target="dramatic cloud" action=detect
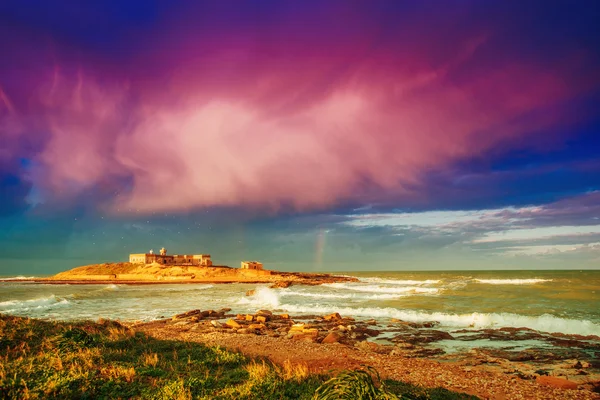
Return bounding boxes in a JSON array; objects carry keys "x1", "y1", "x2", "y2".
[{"x1": 1, "y1": 2, "x2": 598, "y2": 215}]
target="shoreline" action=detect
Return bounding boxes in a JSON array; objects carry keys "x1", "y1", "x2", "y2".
[{"x1": 131, "y1": 309, "x2": 600, "y2": 399}]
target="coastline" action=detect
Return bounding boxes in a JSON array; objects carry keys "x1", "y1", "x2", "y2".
[{"x1": 135, "y1": 309, "x2": 600, "y2": 399}]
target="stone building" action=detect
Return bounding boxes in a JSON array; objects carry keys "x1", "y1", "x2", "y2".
[
  {"x1": 240, "y1": 261, "x2": 263, "y2": 270},
  {"x1": 129, "y1": 248, "x2": 212, "y2": 266}
]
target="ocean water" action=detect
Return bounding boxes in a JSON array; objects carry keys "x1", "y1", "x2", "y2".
[{"x1": 1, "y1": 270, "x2": 599, "y2": 344}]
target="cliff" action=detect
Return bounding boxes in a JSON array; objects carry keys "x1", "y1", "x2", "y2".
[{"x1": 45, "y1": 262, "x2": 357, "y2": 285}]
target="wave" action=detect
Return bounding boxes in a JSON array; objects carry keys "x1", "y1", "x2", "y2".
[
  {"x1": 359, "y1": 277, "x2": 440, "y2": 285},
  {"x1": 473, "y1": 278, "x2": 552, "y2": 285},
  {"x1": 0, "y1": 295, "x2": 70, "y2": 312},
  {"x1": 279, "y1": 289, "x2": 406, "y2": 301},
  {"x1": 0, "y1": 276, "x2": 39, "y2": 281},
  {"x1": 278, "y1": 303, "x2": 600, "y2": 336},
  {"x1": 324, "y1": 283, "x2": 439, "y2": 295}
]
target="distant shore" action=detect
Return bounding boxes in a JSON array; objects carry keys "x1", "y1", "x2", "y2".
[{"x1": 1, "y1": 262, "x2": 358, "y2": 286}]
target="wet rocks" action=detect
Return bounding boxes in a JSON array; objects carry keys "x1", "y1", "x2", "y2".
[{"x1": 390, "y1": 329, "x2": 453, "y2": 344}]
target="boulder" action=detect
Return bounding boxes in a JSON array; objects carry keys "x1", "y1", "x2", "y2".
[
  {"x1": 256, "y1": 315, "x2": 267, "y2": 323},
  {"x1": 245, "y1": 314, "x2": 254, "y2": 322},
  {"x1": 290, "y1": 330, "x2": 319, "y2": 342},
  {"x1": 536, "y1": 376, "x2": 577, "y2": 390},
  {"x1": 322, "y1": 332, "x2": 343, "y2": 344},
  {"x1": 225, "y1": 319, "x2": 242, "y2": 329},
  {"x1": 323, "y1": 313, "x2": 342, "y2": 321},
  {"x1": 172, "y1": 309, "x2": 202, "y2": 320}
]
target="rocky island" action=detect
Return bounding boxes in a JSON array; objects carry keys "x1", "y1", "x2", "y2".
[{"x1": 33, "y1": 248, "x2": 357, "y2": 286}]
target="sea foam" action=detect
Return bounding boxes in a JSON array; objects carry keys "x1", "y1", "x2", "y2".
[
  {"x1": 0, "y1": 276, "x2": 39, "y2": 281},
  {"x1": 278, "y1": 303, "x2": 600, "y2": 336},
  {"x1": 474, "y1": 278, "x2": 552, "y2": 285},
  {"x1": 359, "y1": 277, "x2": 440, "y2": 285},
  {"x1": 0, "y1": 295, "x2": 69, "y2": 313},
  {"x1": 324, "y1": 283, "x2": 439, "y2": 295}
]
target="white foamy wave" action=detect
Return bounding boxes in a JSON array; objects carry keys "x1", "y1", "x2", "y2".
[
  {"x1": 359, "y1": 277, "x2": 440, "y2": 285},
  {"x1": 0, "y1": 276, "x2": 39, "y2": 281},
  {"x1": 278, "y1": 303, "x2": 600, "y2": 336},
  {"x1": 237, "y1": 287, "x2": 280, "y2": 308},
  {"x1": 0, "y1": 295, "x2": 70, "y2": 313},
  {"x1": 279, "y1": 290, "x2": 405, "y2": 301},
  {"x1": 325, "y1": 283, "x2": 439, "y2": 295},
  {"x1": 474, "y1": 279, "x2": 552, "y2": 285}
]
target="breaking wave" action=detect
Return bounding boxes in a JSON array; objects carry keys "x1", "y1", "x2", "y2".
[
  {"x1": 474, "y1": 279, "x2": 552, "y2": 285},
  {"x1": 324, "y1": 283, "x2": 439, "y2": 295},
  {"x1": 279, "y1": 289, "x2": 405, "y2": 301},
  {"x1": 0, "y1": 295, "x2": 69, "y2": 313},
  {"x1": 279, "y1": 304, "x2": 600, "y2": 336},
  {"x1": 359, "y1": 277, "x2": 440, "y2": 285},
  {"x1": 0, "y1": 276, "x2": 39, "y2": 281}
]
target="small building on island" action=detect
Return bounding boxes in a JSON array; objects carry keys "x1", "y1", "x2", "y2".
[
  {"x1": 129, "y1": 247, "x2": 212, "y2": 266},
  {"x1": 240, "y1": 261, "x2": 263, "y2": 270}
]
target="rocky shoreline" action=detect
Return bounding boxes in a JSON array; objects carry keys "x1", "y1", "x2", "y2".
[{"x1": 133, "y1": 308, "x2": 600, "y2": 399}]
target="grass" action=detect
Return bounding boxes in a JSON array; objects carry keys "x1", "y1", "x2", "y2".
[{"x1": 0, "y1": 315, "x2": 478, "y2": 399}]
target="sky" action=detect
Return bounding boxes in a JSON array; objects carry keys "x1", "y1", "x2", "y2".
[{"x1": 1, "y1": 1, "x2": 599, "y2": 274}]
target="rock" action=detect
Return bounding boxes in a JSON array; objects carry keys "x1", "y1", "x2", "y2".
[
  {"x1": 245, "y1": 314, "x2": 254, "y2": 322},
  {"x1": 237, "y1": 328, "x2": 248, "y2": 334},
  {"x1": 279, "y1": 313, "x2": 290, "y2": 319},
  {"x1": 364, "y1": 319, "x2": 378, "y2": 325},
  {"x1": 257, "y1": 310, "x2": 273, "y2": 316},
  {"x1": 225, "y1": 319, "x2": 242, "y2": 329},
  {"x1": 210, "y1": 320, "x2": 222, "y2": 328},
  {"x1": 290, "y1": 329, "x2": 319, "y2": 342},
  {"x1": 220, "y1": 307, "x2": 232, "y2": 313},
  {"x1": 290, "y1": 323, "x2": 305, "y2": 332},
  {"x1": 256, "y1": 316, "x2": 267, "y2": 324},
  {"x1": 246, "y1": 289, "x2": 256, "y2": 296},
  {"x1": 236, "y1": 314, "x2": 245, "y2": 320},
  {"x1": 322, "y1": 332, "x2": 343, "y2": 344},
  {"x1": 172, "y1": 309, "x2": 202, "y2": 320},
  {"x1": 269, "y1": 281, "x2": 293, "y2": 288},
  {"x1": 536, "y1": 376, "x2": 578, "y2": 390},
  {"x1": 356, "y1": 341, "x2": 381, "y2": 352},
  {"x1": 353, "y1": 327, "x2": 381, "y2": 337},
  {"x1": 323, "y1": 313, "x2": 342, "y2": 321}
]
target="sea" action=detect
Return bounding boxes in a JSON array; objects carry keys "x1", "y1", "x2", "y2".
[{"x1": 1, "y1": 270, "x2": 599, "y2": 357}]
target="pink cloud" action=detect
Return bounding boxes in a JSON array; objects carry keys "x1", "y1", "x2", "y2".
[{"x1": 3, "y1": 8, "x2": 598, "y2": 215}]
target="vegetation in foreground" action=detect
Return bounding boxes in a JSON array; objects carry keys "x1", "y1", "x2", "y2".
[{"x1": 0, "y1": 314, "x2": 478, "y2": 399}]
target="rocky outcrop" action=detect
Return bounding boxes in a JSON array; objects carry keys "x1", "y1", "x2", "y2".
[{"x1": 44, "y1": 262, "x2": 358, "y2": 286}]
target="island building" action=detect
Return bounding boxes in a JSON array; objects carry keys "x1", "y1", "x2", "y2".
[
  {"x1": 240, "y1": 261, "x2": 263, "y2": 270},
  {"x1": 129, "y1": 248, "x2": 212, "y2": 266}
]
